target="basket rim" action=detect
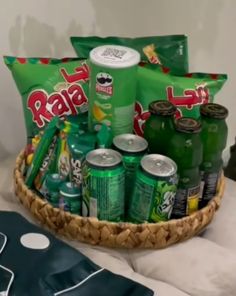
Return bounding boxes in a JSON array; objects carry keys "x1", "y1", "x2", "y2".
[{"x1": 14, "y1": 149, "x2": 225, "y2": 229}]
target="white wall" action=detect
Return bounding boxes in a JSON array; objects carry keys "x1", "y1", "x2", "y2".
[{"x1": 0, "y1": 0, "x2": 235, "y2": 159}]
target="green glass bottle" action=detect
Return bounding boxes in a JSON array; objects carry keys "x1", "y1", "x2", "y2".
[
  {"x1": 143, "y1": 100, "x2": 176, "y2": 155},
  {"x1": 166, "y1": 117, "x2": 202, "y2": 218},
  {"x1": 199, "y1": 103, "x2": 228, "y2": 208}
]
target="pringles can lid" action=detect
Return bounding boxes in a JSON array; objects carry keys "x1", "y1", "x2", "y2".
[
  {"x1": 89, "y1": 45, "x2": 140, "y2": 69},
  {"x1": 86, "y1": 148, "x2": 122, "y2": 168},
  {"x1": 113, "y1": 133, "x2": 148, "y2": 153},
  {"x1": 141, "y1": 154, "x2": 177, "y2": 177}
]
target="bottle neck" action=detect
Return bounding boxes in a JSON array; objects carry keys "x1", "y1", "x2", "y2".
[
  {"x1": 151, "y1": 114, "x2": 174, "y2": 127},
  {"x1": 178, "y1": 167, "x2": 200, "y2": 187},
  {"x1": 178, "y1": 166, "x2": 200, "y2": 177}
]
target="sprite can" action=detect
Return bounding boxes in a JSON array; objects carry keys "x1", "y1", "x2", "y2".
[
  {"x1": 112, "y1": 133, "x2": 148, "y2": 214},
  {"x1": 128, "y1": 154, "x2": 178, "y2": 223},
  {"x1": 59, "y1": 182, "x2": 81, "y2": 215},
  {"x1": 45, "y1": 173, "x2": 64, "y2": 207},
  {"x1": 89, "y1": 45, "x2": 140, "y2": 136},
  {"x1": 82, "y1": 148, "x2": 125, "y2": 221}
]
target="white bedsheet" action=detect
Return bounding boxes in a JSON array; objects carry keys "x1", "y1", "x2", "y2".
[{"x1": 1, "y1": 155, "x2": 236, "y2": 296}]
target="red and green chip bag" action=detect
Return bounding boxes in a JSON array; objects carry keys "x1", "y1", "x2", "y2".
[
  {"x1": 134, "y1": 64, "x2": 227, "y2": 136},
  {"x1": 70, "y1": 35, "x2": 189, "y2": 75},
  {"x1": 4, "y1": 56, "x2": 90, "y2": 140}
]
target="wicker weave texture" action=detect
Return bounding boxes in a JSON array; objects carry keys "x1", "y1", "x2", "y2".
[{"x1": 13, "y1": 150, "x2": 225, "y2": 249}]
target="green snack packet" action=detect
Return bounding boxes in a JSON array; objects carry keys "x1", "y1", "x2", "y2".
[
  {"x1": 4, "y1": 56, "x2": 89, "y2": 139},
  {"x1": 56, "y1": 121, "x2": 74, "y2": 180},
  {"x1": 34, "y1": 135, "x2": 58, "y2": 195},
  {"x1": 25, "y1": 117, "x2": 59, "y2": 187},
  {"x1": 134, "y1": 64, "x2": 227, "y2": 136},
  {"x1": 70, "y1": 35, "x2": 189, "y2": 74},
  {"x1": 67, "y1": 132, "x2": 96, "y2": 188}
]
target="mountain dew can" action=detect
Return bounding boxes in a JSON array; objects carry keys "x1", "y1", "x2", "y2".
[
  {"x1": 89, "y1": 45, "x2": 140, "y2": 136},
  {"x1": 83, "y1": 148, "x2": 125, "y2": 221},
  {"x1": 128, "y1": 154, "x2": 178, "y2": 223}
]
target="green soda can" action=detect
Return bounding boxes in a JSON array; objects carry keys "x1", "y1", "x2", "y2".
[
  {"x1": 128, "y1": 154, "x2": 178, "y2": 223},
  {"x1": 59, "y1": 182, "x2": 81, "y2": 215},
  {"x1": 112, "y1": 133, "x2": 148, "y2": 214},
  {"x1": 89, "y1": 45, "x2": 140, "y2": 136},
  {"x1": 83, "y1": 148, "x2": 125, "y2": 221},
  {"x1": 45, "y1": 173, "x2": 64, "y2": 207}
]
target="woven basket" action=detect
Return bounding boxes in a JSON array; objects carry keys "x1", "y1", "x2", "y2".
[{"x1": 14, "y1": 149, "x2": 225, "y2": 249}]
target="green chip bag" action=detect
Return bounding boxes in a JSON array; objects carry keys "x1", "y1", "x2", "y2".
[
  {"x1": 4, "y1": 57, "x2": 89, "y2": 139},
  {"x1": 134, "y1": 64, "x2": 227, "y2": 136},
  {"x1": 70, "y1": 35, "x2": 189, "y2": 75}
]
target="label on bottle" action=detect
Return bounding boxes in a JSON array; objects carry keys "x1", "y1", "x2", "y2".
[
  {"x1": 200, "y1": 170, "x2": 221, "y2": 205},
  {"x1": 187, "y1": 185, "x2": 200, "y2": 215},
  {"x1": 172, "y1": 185, "x2": 200, "y2": 218}
]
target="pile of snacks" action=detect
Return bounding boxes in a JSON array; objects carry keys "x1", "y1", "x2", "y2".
[{"x1": 5, "y1": 35, "x2": 228, "y2": 224}]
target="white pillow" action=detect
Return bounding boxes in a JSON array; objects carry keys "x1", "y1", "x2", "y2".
[
  {"x1": 74, "y1": 242, "x2": 191, "y2": 296},
  {"x1": 130, "y1": 237, "x2": 236, "y2": 296},
  {"x1": 201, "y1": 177, "x2": 236, "y2": 252}
]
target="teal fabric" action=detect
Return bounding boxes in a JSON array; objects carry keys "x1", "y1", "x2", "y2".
[{"x1": 0, "y1": 211, "x2": 154, "y2": 296}]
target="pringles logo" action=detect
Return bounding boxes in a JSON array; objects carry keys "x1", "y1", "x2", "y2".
[
  {"x1": 27, "y1": 63, "x2": 89, "y2": 128},
  {"x1": 96, "y1": 72, "x2": 113, "y2": 96}
]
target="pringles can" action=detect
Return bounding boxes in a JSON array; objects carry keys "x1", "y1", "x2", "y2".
[
  {"x1": 82, "y1": 148, "x2": 125, "y2": 221},
  {"x1": 112, "y1": 133, "x2": 148, "y2": 214},
  {"x1": 128, "y1": 154, "x2": 178, "y2": 223},
  {"x1": 89, "y1": 45, "x2": 140, "y2": 136}
]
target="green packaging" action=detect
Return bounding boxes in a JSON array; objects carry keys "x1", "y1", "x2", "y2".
[
  {"x1": 70, "y1": 37, "x2": 227, "y2": 136},
  {"x1": 89, "y1": 45, "x2": 140, "y2": 136},
  {"x1": 25, "y1": 117, "x2": 59, "y2": 187},
  {"x1": 4, "y1": 57, "x2": 89, "y2": 139},
  {"x1": 70, "y1": 35, "x2": 189, "y2": 75},
  {"x1": 83, "y1": 149, "x2": 125, "y2": 221},
  {"x1": 67, "y1": 132, "x2": 96, "y2": 189},
  {"x1": 134, "y1": 64, "x2": 227, "y2": 135},
  {"x1": 34, "y1": 135, "x2": 58, "y2": 194}
]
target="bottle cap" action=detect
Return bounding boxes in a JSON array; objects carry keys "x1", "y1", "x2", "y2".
[
  {"x1": 149, "y1": 100, "x2": 176, "y2": 116},
  {"x1": 175, "y1": 117, "x2": 201, "y2": 133},
  {"x1": 200, "y1": 103, "x2": 228, "y2": 119}
]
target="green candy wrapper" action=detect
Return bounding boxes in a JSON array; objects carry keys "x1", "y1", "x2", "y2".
[
  {"x1": 4, "y1": 57, "x2": 89, "y2": 139},
  {"x1": 25, "y1": 117, "x2": 59, "y2": 188},
  {"x1": 70, "y1": 35, "x2": 189, "y2": 75},
  {"x1": 34, "y1": 135, "x2": 58, "y2": 194}
]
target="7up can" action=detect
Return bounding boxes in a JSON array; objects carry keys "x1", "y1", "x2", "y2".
[
  {"x1": 89, "y1": 45, "x2": 140, "y2": 136},
  {"x1": 82, "y1": 148, "x2": 125, "y2": 221},
  {"x1": 128, "y1": 154, "x2": 178, "y2": 223}
]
